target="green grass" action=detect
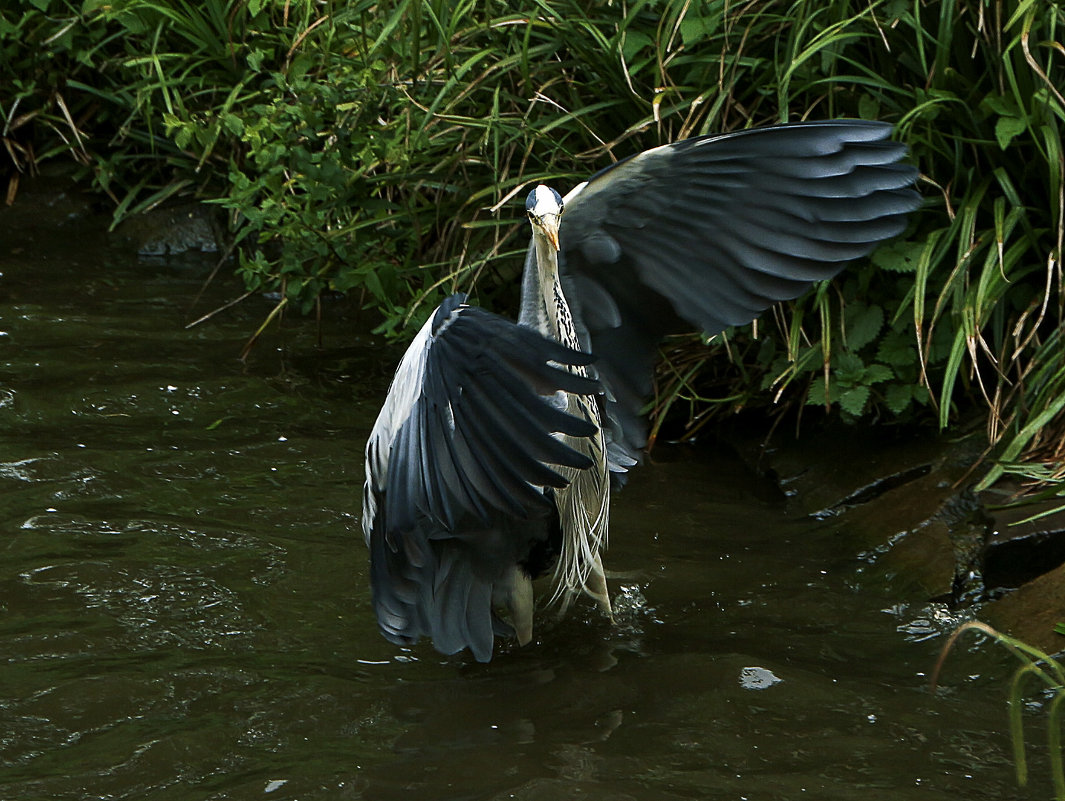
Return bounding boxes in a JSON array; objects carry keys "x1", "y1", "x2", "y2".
[
  {"x1": 934, "y1": 621, "x2": 1065, "y2": 798},
  {"x1": 2, "y1": 0, "x2": 1063, "y2": 493}
]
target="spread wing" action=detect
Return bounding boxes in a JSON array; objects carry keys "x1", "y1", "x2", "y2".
[
  {"x1": 557, "y1": 119, "x2": 921, "y2": 463},
  {"x1": 363, "y1": 294, "x2": 600, "y2": 539}
]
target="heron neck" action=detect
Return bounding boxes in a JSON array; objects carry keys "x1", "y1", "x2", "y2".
[
  {"x1": 518, "y1": 231, "x2": 580, "y2": 349},
  {"x1": 536, "y1": 236, "x2": 581, "y2": 349}
]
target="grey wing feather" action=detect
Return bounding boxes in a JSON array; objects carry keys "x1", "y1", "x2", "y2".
[
  {"x1": 558, "y1": 119, "x2": 920, "y2": 464},
  {"x1": 380, "y1": 298, "x2": 599, "y2": 532}
]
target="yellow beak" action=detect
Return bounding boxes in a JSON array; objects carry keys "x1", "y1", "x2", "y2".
[{"x1": 540, "y1": 216, "x2": 561, "y2": 251}]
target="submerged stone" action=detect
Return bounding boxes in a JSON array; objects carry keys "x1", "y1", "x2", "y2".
[
  {"x1": 986, "y1": 560, "x2": 1065, "y2": 654},
  {"x1": 981, "y1": 488, "x2": 1065, "y2": 590},
  {"x1": 116, "y1": 202, "x2": 221, "y2": 256},
  {"x1": 723, "y1": 420, "x2": 985, "y2": 602}
]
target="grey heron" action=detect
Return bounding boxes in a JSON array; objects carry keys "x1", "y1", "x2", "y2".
[{"x1": 362, "y1": 120, "x2": 920, "y2": 662}]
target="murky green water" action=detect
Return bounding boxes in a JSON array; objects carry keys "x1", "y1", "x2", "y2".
[{"x1": 0, "y1": 217, "x2": 1046, "y2": 799}]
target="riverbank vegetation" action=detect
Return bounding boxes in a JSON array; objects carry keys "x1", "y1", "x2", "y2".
[
  {"x1": 935, "y1": 621, "x2": 1065, "y2": 799},
  {"x1": 3, "y1": 0, "x2": 1063, "y2": 496}
]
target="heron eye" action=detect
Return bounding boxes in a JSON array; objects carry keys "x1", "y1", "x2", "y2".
[{"x1": 558, "y1": 203, "x2": 564, "y2": 215}]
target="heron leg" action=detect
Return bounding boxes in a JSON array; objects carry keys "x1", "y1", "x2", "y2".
[
  {"x1": 584, "y1": 553, "x2": 614, "y2": 623},
  {"x1": 504, "y1": 568, "x2": 535, "y2": 646}
]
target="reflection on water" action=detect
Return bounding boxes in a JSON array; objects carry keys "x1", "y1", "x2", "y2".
[{"x1": 0, "y1": 231, "x2": 1043, "y2": 799}]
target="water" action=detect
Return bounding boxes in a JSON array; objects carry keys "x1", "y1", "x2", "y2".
[{"x1": 0, "y1": 220, "x2": 1047, "y2": 799}]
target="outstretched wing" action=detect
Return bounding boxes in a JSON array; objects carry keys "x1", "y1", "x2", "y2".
[
  {"x1": 557, "y1": 119, "x2": 920, "y2": 462},
  {"x1": 363, "y1": 294, "x2": 599, "y2": 538},
  {"x1": 362, "y1": 294, "x2": 600, "y2": 660}
]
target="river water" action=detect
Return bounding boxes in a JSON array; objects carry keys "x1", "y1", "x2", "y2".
[{"x1": 0, "y1": 217, "x2": 1047, "y2": 799}]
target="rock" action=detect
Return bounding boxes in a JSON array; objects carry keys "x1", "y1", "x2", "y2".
[
  {"x1": 720, "y1": 419, "x2": 986, "y2": 601},
  {"x1": 763, "y1": 424, "x2": 971, "y2": 518},
  {"x1": 985, "y1": 561, "x2": 1065, "y2": 655},
  {"x1": 980, "y1": 487, "x2": 1065, "y2": 590},
  {"x1": 879, "y1": 519, "x2": 958, "y2": 599},
  {"x1": 116, "y1": 202, "x2": 222, "y2": 256}
]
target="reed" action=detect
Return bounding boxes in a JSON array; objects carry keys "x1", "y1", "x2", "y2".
[{"x1": 933, "y1": 621, "x2": 1065, "y2": 798}]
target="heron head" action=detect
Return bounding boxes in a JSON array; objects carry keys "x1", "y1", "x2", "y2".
[{"x1": 525, "y1": 185, "x2": 564, "y2": 251}]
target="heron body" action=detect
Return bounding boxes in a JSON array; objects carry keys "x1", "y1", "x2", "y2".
[{"x1": 362, "y1": 120, "x2": 920, "y2": 662}]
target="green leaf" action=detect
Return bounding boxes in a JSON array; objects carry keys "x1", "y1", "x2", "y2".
[
  {"x1": 995, "y1": 115, "x2": 1027, "y2": 150},
  {"x1": 885, "y1": 383, "x2": 914, "y2": 415},
  {"x1": 839, "y1": 385, "x2": 871, "y2": 417},
  {"x1": 806, "y1": 378, "x2": 837, "y2": 407},
  {"x1": 871, "y1": 239, "x2": 924, "y2": 273},
  {"x1": 835, "y1": 351, "x2": 866, "y2": 380},
  {"x1": 982, "y1": 94, "x2": 1017, "y2": 116},
  {"x1": 246, "y1": 48, "x2": 267, "y2": 71},
  {"x1": 678, "y1": 17, "x2": 709, "y2": 47},
  {"x1": 221, "y1": 113, "x2": 244, "y2": 137},
  {"x1": 846, "y1": 304, "x2": 884, "y2": 351},
  {"x1": 363, "y1": 269, "x2": 385, "y2": 301},
  {"x1": 876, "y1": 330, "x2": 916, "y2": 367},
  {"x1": 620, "y1": 30, "x2": 653, "y2": 62},
  {"x1": 858, "y1": 94, "x2": 880, "y2": 120},
  {"x1": 863, "y1": 364, "x2": 894, "y2": 384}
]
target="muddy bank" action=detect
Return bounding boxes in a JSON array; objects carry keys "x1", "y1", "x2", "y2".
[{"x1": 723, "y1": 419, "x2": 1065, "y2": 654}]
